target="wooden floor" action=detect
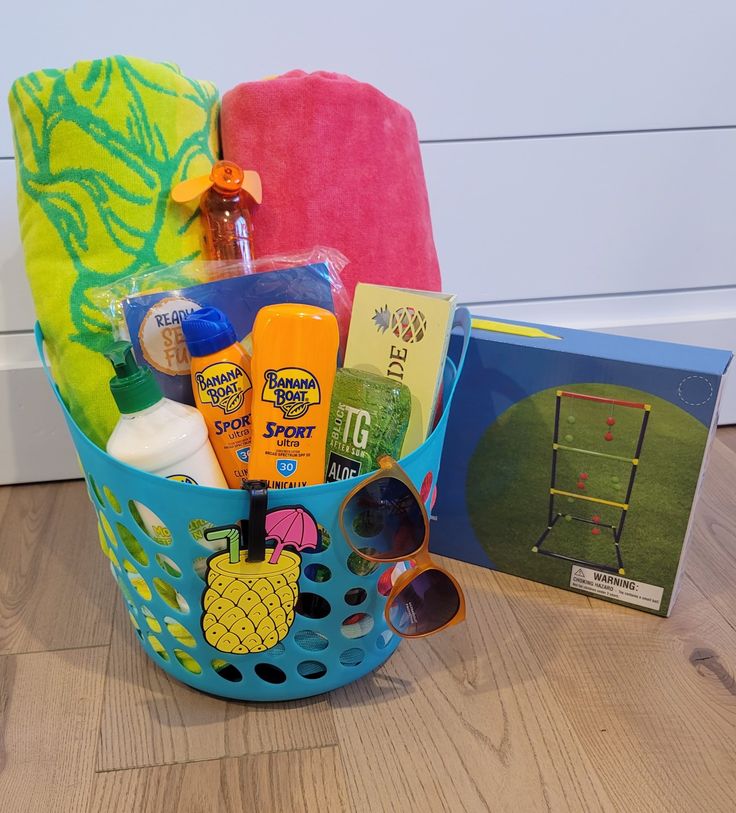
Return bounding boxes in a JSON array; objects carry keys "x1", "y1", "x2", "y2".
[{"x1": 1, "y1": 432, "x2": 735, "y2": 813}]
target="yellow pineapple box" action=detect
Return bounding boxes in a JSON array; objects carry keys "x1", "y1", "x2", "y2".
[{"x1": 344, "y1": 283, "x2": 457, "y2": 456}]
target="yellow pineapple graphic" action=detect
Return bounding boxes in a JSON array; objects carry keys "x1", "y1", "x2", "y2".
[
  {"x1": 372, "y1": 305, "x2": 427, "y2": 343},
  {"x1": 201, "y1": 549, "x2": 301, "y2": 653}
]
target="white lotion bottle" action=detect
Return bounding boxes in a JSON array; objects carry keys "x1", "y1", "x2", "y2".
[{"x1": 104, "y1": 342, "x2": 227, "y2": 542}]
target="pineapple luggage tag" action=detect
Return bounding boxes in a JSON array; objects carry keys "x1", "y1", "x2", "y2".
[{"x1": 200, "y1": 484, "x2": 321, "y2": 654}]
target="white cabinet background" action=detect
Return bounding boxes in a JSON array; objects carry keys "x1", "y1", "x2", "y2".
[{"x1": 1, "y1": 1, "x2": 735, "y2": 483}]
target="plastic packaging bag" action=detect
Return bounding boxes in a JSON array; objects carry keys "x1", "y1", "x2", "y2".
[
  {"x1": 90, "y1": 248, "x2": 351, "y2": 404},
  {"x1": 91, "y1": 247, "x2": 350, "y2": 341}
]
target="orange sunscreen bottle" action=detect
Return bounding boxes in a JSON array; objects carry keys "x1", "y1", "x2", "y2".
[
  {"x1": 249, "y1": 304, "x2": 339, "y2": 488},
  {"x1": 182, "y1": 307, "x2": 253, "y2": 488}
]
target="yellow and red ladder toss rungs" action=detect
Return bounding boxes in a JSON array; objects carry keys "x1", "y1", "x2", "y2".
[{"x1": 557, "y1": 390, "x2": 651, "y2": 410}]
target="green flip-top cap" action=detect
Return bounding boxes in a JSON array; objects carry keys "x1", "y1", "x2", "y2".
[{"x1": 105, "y1": 341, "x2": 162, "y2": 414}]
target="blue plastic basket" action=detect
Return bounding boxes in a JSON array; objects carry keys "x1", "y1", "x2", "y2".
[{"x1": 35, "y1": 309, "x2": 470, "y2": 701}]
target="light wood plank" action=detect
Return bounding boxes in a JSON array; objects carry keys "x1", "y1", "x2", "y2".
[
  {"x1": 0, "y1": 647, "x2": 107, "y2": 812},
  {"x1": 496, "y1": 564, "x2": 736, "y2": 810},
  {"x1": 98, "y1": 602, "x2": 337, "y2": 771},
  {"x1": 89, "y1": 746, "x2": 351, "y2": 813},
  {"x1": 0, "y1": 432, "x2": 733, "y2": 811},
  {"x1": 716, "y1": 426, "x2": 736, "y2": 455},
  {"x1": 331, "y1": 559, "x2": 613, "y2": 812},
  {"x1": 682, "y1": 438, "x2": 736, "y2": 629},
  {"x1": 463, "y1": 442, "x2": 736, "y2": 809},
  {"x1": 0, "y1": 480, "x2": 115, "y2": 653}
]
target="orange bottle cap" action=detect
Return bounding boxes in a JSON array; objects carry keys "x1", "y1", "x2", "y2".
[
  {"x1": 210, "y1": 161, "x2": 244, "y2": 195},
  {"x1": 171, "y1": 162, "x2": 262, "y2": 205}
]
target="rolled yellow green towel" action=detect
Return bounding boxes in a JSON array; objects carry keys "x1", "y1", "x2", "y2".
[{"x1": 9, "y1": 56, "x2": 219, "y2": 446}]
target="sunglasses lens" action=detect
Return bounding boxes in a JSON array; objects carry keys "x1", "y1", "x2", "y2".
[
  {"x1": 388, "y1": 569, "x2": 460, "y2": 636},
  {"x1": 343, "y1": 476, "x2": 425, "y2": 560}
]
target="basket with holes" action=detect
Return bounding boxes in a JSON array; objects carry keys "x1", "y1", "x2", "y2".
[{"x1": 35, "y1": 315, "x2": 469, "y2": 701}]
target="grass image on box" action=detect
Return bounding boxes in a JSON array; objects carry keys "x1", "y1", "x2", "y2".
[
  {"x1": 532, "y1": 389, "x2": 651, "y2": 575},
  {"x1": 466, "y1": 384, "x2": 693, "y2": 607}
]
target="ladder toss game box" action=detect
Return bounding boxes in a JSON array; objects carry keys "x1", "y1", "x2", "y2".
[{"x1": 432, "y1": 317, "x2": 732, "y2": 616}]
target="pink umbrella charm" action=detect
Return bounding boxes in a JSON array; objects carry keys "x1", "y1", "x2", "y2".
[{"x1": 265, "y1": 507, "x2": 319, "y2": 564}]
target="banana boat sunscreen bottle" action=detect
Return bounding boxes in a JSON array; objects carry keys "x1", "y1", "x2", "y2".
[
  {"x1": 249, "y1": 304, "x2": 339, "y2": 488},
  {"x1": 182, "y1": 307, "x2": 253, "y2": 488}
]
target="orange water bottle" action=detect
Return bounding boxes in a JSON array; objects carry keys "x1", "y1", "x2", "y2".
[
  {"x1": 182, "y1": 307, "x2": 253, "y2": 488},
  {"x1": 171, "y1": 160, "x2": 262, "y2": 268},
  {"x1": 248, "y1": 304, "x2": 339, "y2": 488}
]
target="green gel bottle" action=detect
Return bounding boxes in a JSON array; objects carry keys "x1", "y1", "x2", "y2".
[{"x1": 325, "y1": 368, "x2": 411, "y2": 482}]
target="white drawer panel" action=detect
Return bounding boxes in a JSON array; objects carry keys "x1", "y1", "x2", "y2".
[
  {"x1": 426, "y1": 130, "x2": 736, "y2": 303},
  {"x1": 2, "y1": 1, "x2": 736, "y2": 152},
  {"x1": 0, "y1": 160, "x2": 35, "y2": 332}
]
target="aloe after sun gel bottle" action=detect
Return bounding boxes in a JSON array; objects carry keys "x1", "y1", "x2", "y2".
[{"x1": 248, "y1": 304, "x2": 339, "y2": 488}]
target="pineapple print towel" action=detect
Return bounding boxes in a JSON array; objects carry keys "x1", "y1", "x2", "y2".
[{"x1": 9, "y1": 56, "x2": 219, "y2": 447}]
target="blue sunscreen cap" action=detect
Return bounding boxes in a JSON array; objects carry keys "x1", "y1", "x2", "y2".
[{"x1": 182, "y1": 306, "x2": 238, "y2": 357}]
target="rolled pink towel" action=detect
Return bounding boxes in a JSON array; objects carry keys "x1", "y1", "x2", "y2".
[{"x1": 221, "y1": 71, "x2": 441, "y2": 298}]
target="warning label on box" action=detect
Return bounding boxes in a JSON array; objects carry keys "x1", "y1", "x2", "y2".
[{"x1": 570, "y1": 566, "x2": 664, "y2": 610}]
